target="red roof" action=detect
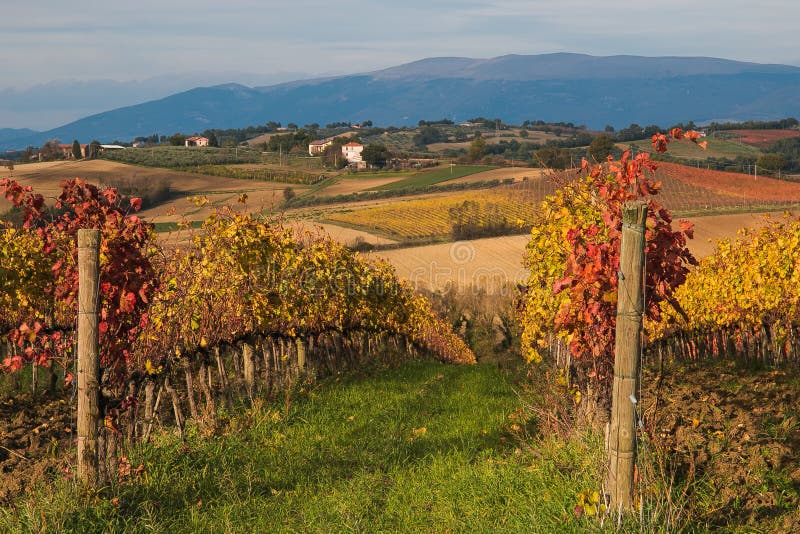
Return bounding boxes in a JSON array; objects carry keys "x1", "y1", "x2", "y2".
[{"x1": 342, "y1": 142, "x2": 362, "y2": 147}]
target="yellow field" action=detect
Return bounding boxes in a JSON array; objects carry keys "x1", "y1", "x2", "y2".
[
  {"x1": 324, "y1": 180, "x2": 555, "y2": 240},
  {"x1": 372, "y1": 235, "x2": 530, "y2": 294}
]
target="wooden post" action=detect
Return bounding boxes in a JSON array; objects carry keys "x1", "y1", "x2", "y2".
[
  {"x1": 607, "y1": 201, "x2": 646, "y2": 511},
  {"x1": 77, "y1": 229, "x2": 101, "y2": 486},
  {"x1": 242, "y1": 341, "x2": 255, "y2": 400},
  {"x1": 296, "y1": 338, "x2": 306, "y2": 371}
]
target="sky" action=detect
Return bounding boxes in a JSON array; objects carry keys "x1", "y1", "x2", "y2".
[
  {"x1": 2, "y1": 0, "x2": 799, "y2": 128},
  {"x1": 3, "y1": 0, "x2": 799, "y2": 87}
]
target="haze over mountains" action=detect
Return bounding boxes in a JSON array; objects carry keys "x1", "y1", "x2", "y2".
[{"x1": 3, "y1": 53, "x2": 800, "y2": 151}]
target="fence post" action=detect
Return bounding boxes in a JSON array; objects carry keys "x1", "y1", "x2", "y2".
[
  {"x1": 77, "y1": 229, "x2": 101, "y2": 486},
  {"x1": 607, "y1": 201, "x2": 646, "y2": 511}
]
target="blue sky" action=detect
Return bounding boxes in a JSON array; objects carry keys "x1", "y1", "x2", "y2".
[{"x1": 3, "y1": 0, "x2": 799, "y2": 88}]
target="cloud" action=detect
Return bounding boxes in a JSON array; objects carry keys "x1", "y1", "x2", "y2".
[{"x1": 1, "y1": 0, "x2": 798, "y2": 89}]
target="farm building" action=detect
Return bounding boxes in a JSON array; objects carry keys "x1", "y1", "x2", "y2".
[
  {"x1": 57, "y1": 144, "x2": 87, "y2": 159},
  {"x1": 185, "y1": 136, "x2": 209, "y2": 147},
  {"x1": 308, "y1": 138, "x2": 334, "y2": 155},
  {"x1": 342, "y1": 142, "x2": 364, "y2": 164}
]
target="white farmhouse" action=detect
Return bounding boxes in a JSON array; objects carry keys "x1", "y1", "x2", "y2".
[
  {"x1": 341, "y1": 142, "x2": 364, "y2": 164},
  {"x1": 308, "y1": 138, "x2": 334, "y2": 155}
]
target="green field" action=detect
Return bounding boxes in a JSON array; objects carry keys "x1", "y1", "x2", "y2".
[
  {"x1": 375, "y1": 165, "x2": 496, "y2": 191},
  {"x1": 102, "y1": 146, "x2": 264, "y2": 167},
  {"x1": 624, "y1": 137, "x2": 761, "y2": 160},
  {"x1": 2, "y1": 361, "x2": 616, "y2": 533}
]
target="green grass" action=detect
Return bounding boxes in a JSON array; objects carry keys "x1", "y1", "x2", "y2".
[
  {"x1": 1, "y1": 361, "x2": 619, "y2": 533},
  {"x1": 342, "y1": 170, "x2": 414, "y2": 180},
  {"x1": 375, "y1": 165, "x2": 496, "y2": 191},
  {"x1": 152, "y1": 220, "x2": 204, "y2": 233}
]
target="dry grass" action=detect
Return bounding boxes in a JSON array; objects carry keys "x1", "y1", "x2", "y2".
[
  {"x1": 372, "y1": 235, "x2": 530, "y2": 294},
  {"x1": 317, "y1": 177, "x2": 405, "y2": 196},
  {"x1": 447, "y1": 167, "x2": 544, "y2": 184}
]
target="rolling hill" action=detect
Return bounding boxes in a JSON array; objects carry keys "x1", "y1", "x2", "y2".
[{"x1": 2, "y1": 53, "x2": 799, "y2": 150}]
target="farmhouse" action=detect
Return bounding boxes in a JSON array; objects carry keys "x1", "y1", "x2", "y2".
[
  {"x1": 58, "y1": 144, "x2": 87, "y2": 159},
  {"x1": 308, "y1": 138, "x2": 334, "y2": 155},
  {"x1": 185, "y1": 136, "x2": 209, "y2": 147},
  {"x1": 342, "y1": 142, "x2": 364, "y2": 164}
]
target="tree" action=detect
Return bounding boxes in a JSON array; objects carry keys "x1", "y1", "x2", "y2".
[
  {"x1": 757, "y1": 153, "x2": 786, "y2": 173},
  {"x1": 39, "y1": 139, "x2": 62, "y2": 162},
  {"x1": 362, "y1": 144, "x2": 392, "y2": 168},
  {"x1": 535, "y1": 146, "x2": 572, "y2": 169},
  {"x1": 519, "y1": 129, "x2": 529, "y2": 138},
  {"x1": 207, "y1": 132, "x2": 219, "y2": 148},
  {"x1": 169, "y1": 133, "x2": 186, "y2": 146},
  {"x1": 72, "y1": 139, "x2": 82, "y2": 160},
  {"x1": 86, "y1": 140, "x2": 101, "y2": 159},
  {"x1": 283, "y1": 187, "x2": 296, "y2": 201},
  {"x1": 587, "y1": 135, "x2": 615, "y2": 162},
  {"x1": 467, "y1": 135, "x2": 487, "y2": 162},
  {"x1": 322, "y1": 144, "x2": 347, "y2": 169},
  {"x1": 413, "y1": 126, "x2": 443, "y2": 147}
]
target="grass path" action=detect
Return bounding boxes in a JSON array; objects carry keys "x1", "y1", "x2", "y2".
[{"x1": 3, "y1": 361, "x2": 610, "y2": 533}]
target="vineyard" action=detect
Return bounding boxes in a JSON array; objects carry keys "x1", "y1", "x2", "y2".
[
  {"x1": 513, "y1": 129, "x2": 800, "y2": 526},
  {"x1": 324, "y1": 181, "x2": 558, "y2": 241},
  {"x1": 101, "y1": 146, "x2": 265, "y2": 167},
  {"x1": 730, "y1": 128, "x2": 800, "y2": 147},
  {"x1": 174, "y1": 164, "x2": 325, "y2": 185},
  {"x1": 647, "y1": 214, "x2": 800, "y2": 365},
  {"x1": 100, "y1": 147, "x2": 323, "y2": 185},
  {"x1": 509, "y1": 161, "x2": 800, "y2": 217},
  {"x1": 0, "y1": 177, "x2": 474, "y2": 494},
  {"x1": 3, "y1": 127, "x2": 800, "y2": 530}
]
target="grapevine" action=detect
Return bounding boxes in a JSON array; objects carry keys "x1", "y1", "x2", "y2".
[{"x1": 519, "y1": 129, "x2": 701, "y2": 401}]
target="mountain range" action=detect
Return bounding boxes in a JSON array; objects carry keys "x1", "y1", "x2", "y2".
[{"x1": 3, "y1": 53, "x2": 800, "y2": 151}]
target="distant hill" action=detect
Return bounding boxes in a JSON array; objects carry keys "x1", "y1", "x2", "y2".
[
  {"x1": 2, "y1": 53, "x2": 799, "y2": 150},
  {"x1": 0, "y1": 71, "x2": 317, "y2": 132},
  {"x1": 0, "y1": 128, "x2": 38, "y2": 144}
]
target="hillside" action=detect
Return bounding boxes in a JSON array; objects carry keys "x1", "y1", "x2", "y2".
[{"x1": 3, "y1": 53, "x2": 800, "y2": 150}]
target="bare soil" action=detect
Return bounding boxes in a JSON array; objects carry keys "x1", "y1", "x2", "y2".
[
  {"x1": 643, "y1": 360, "x2": 800, "y2": 530},
  {"x1": 0, "y1": 393, "x2": 74, "y2": 504}
]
